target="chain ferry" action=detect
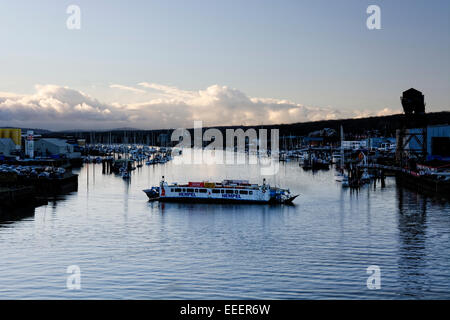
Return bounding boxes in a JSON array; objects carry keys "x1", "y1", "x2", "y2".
[{"x1": 143, "y1": 177, "x2": 298, "y2": 204}]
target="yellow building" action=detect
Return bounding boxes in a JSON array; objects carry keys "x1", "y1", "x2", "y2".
[{"x1": 0, "y1": 128, "x2": 22, "y2": 146}]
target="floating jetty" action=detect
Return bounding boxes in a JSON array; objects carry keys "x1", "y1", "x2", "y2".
[
  {"x1": 356, "y1": 163, "x2": 450, "y2": 198},
  {"x1": 395, "y1": 170, "x2": 450, "y2": 198}
]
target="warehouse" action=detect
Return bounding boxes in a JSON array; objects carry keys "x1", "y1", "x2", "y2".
[
  {"x1": 34, "y1": 138, "x2": 74, "y2": 158},
  {"x1": 0, "y1": 138, "x2": 17, "y2": 156},
  {"x1": 427, "y1": 125, "x2": 450, "y2": 160},
  {"x1": 404, "y1": 124, "x2": 450, "y2": 161}
]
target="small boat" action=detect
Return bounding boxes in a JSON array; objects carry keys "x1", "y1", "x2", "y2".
[
  {"x1": 331, "y1": 153, "x2": 341, "y2": 164},
  {"x1": 334, "y1": 172, "x2": 346, "y2": 182},
  {"x1": 312, "y1": 159, "x2": 330, "y2": 170},
  {"x1": 143, "y1": 177, "x2": 298, "y2": 204},
  {"x1": 83, "y1": 156, "x2": 92, "y2": 163},
  {"x1": 361, "y1": 169, "x2": 372, "y2": 182},
  {"x1": 337, "y1": 125, "x2": 349, "y2": 187},
  {"x1": 341, "y1": 175, "x2": 349, "y2": 187}
]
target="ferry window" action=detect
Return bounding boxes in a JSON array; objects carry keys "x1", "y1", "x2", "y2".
[
  {"x1": 239, "y1": 190, "x2": 248, "y2": 195},
  {"x1": 199, "y1": 189, "x2": 207, "y2": 193},
  {"x1": 221, "y1": 190, "x2": 224, "y2": 193},
  {"x1": 170, "y1": 189, "x2": 174, "y2": 192},
  {"x1": 183, "y1": 188, "x2": 186, "y2": 192},
  {"x1": 235, "y1": 190, "x2": 239, "y2": 194},
  {"x1": 175, "y1": 188, "x2": 181, "y2": 192},
  {"x1": 249, "y1": 191, "x2": 253, "y2": 195},
  {"x1": 226, "y1": 190, "x2": 234, "y2": 194},
  {"x1": 212, "y1": 189, "x2": 220, "y2": 194},
  {"x1": 195, "y1": 189, "x2": 199, "y2": 193},
  {"x1": 186, "y1": 188, "x2": 194, "y2": 192}
]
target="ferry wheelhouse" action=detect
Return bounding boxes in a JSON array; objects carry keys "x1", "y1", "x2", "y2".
[{"x1": 144, "y1": 177, "x2": 298, "y2": 204}]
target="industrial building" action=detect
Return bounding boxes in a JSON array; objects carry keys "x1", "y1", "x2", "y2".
[
  {"x1": 402, "y1": 124, "x2": 450, "y2": 161},
  {"x1": 0, "y1": 138, "x2": 17, "y2": 157},
  {"x1": 0, "y1": 128, "x2": 22, "y2": 146},
  {"x1": 426, "y1": 125, "x2": 450, "y2": 160},
  {"x1": 34, "y1": 138, "x2": 80, "y2": 159}
]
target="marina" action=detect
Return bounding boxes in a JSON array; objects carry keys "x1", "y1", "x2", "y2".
[{"x1": 0, "y1": 148, "x2": 449, "y2": 299}]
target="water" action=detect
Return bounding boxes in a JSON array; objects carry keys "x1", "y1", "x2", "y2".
[{"x1": 1, "y1": 150, "x2": 450, "y2": 299}]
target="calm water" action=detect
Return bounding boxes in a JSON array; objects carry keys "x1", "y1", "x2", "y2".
[{"x1": 1, "y1": 150, "x2": 450, "y2": 299}]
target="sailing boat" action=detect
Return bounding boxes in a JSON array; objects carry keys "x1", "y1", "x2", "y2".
[
  {"x1": 335, "y1": 125, "x2": 349, "y2": 186},
  {"x1": 121, "y1": 170, "x2": 130, "y2": 179},
  {"x1": 359, "y1": 151, "x2": 372, "y2": 183}
]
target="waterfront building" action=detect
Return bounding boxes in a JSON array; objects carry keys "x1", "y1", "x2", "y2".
[
  {"x1": 402, "y1": 125, "x2": 450, "y2": 161},
  {"x1": 34, "y1": 138, "x2": 81, "y2": 159},
  {"x1": 427, "y1": 125, "x2": 450, "y2": 160},
  {"x1": 0, "y1": 138, "x2": 17, "y2": 156},
  {"x1": 0, "y1": 128, "x2": 22, "y2": 146}
]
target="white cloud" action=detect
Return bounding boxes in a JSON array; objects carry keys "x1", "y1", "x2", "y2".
[
  {"x1": 0, "y1": 83, "x2": 401, "y2": 130},
  {"x1": 376, "y1": 108, "x2": 399, "y2": 116},
  {"x1": 138, "y1": 82, "x2": 198, "y2": 100},
  {"x1": 110, "y1": 84, "x2": 146, "y2": 94},
  {"x1": 0, "y1": 85, "x2": 130, "y2": 130}
]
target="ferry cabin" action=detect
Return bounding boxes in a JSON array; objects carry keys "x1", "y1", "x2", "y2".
[{"x1": 160, "y1": 182, "x2": 271, "y2": 203}]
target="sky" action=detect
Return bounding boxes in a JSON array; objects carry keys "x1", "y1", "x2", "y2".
[{"x1": 0, "y1": 0, "x2": 449, "y2": 130}]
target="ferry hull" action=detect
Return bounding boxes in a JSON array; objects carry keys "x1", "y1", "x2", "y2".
[
  {"x1": 156, "y1": 196, "x2": 270, "y2": 204},
  {"x1": 144, "y1": 194, "x2": 298, "y2": 205},
  {"x1": 283, "y1": 195, "x2": 299, "y2": 204},
  {"x1": 143, "y1": 190, "x2": 270, "y2": 204}
]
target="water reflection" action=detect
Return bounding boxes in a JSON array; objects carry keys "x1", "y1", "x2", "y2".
[
  {"x1": 396, "y1": 185, "x2": 428, "y2": 298},
  {"x1": 0, "y1": 185, "x2": 77, "y2": 226},
  {"x1": 155, "y1": 201, "x2": 286, "y2": 217},
  {"x1": 0, "y1": 206, "x2": 36, "y2": 225}
]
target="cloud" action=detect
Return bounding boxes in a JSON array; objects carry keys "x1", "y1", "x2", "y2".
[
  {"x1": 376, "y1": 108, "x2": 400, "y2": 116},
  {"x1": 110, "y1": 84, "x2": 146, "y2": 94},
  {"x1": 0, "y1": 83, "x2": 401, "y2": 130},
  {"x1": 138, "y1": 82, "x2": 197, "y2": 100},
  {"x1": 0, "y1": 85, "x2": 130, "y2": 130}
]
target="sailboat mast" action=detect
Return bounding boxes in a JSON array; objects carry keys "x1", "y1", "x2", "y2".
[{"x1": 340, "y1": 125, "x2": 344, "y2": 168}]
